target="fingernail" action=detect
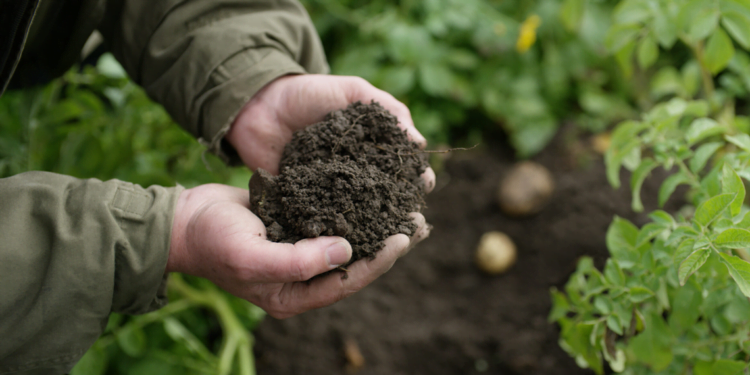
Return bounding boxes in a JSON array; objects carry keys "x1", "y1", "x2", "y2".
[{"x1": 326, "y1": 240, "x2": 352, "y2": 267}]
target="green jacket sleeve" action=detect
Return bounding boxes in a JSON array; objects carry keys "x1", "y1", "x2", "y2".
[
  {"x1": 0, "y1": 172, "x2": 182, "y2": 374},
  {"x1": 98, "y1": 0, "x2": 330, "y2": 165}
]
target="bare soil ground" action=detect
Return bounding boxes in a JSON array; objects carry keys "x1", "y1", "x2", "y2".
[{"x1": 253, "y1": 126, "x2": 681, "y2": 375}]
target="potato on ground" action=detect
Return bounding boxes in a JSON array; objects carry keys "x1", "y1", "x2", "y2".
[
  {"x1": 475, "y1": 231, "x2": 517, "y2": 274},
  {"x1": 498, "y1": 161, "x2": 554, "y2": 216}
]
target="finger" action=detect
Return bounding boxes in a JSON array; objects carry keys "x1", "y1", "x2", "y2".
[
  {"x1": 343, "y1": 77, "x2": 427, "y2": 148},
  {"x1": 231, "y1": 236, "x2": 353, "y2": 283},
  {"x1": 407, "y1": 212, "x2": 431, "y2": 251},
  {"x1": 421, "y1": 167, "x2": 436, "y2": 194},
  {"x1": 264, "y1": 234, "x2": 410, "y2": 318}
]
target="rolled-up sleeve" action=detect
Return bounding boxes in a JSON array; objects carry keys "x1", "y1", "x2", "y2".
[
  {"x1": 99, "y1": 0, "x2": 330, "y2": 164},
  {"x1": 0, "y1": 172, "x2": 181, "y2": 374}
]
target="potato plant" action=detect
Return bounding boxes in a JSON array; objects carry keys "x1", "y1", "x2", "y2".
[
  {"x1": 552, "y1": 0, "x2": 750, "y2": 373},
  {"x1": 552, "y1": 101, "x2": 750, "y2": 374},
  {"x1": 302, "y1": 0, "x2": 634, "y2": 156}
]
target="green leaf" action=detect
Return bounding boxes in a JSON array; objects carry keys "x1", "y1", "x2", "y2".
[
  {"x1": 379, "y1": 66, "x2": 416, "y2": 97},
  {"x1": 594, "y1": 297, "x2": 611, "y2": 314},
  {"x1": 636, "y1": 223, "x2": 666, "y2": 247},
  {"x1": 658, "y1": 172, "x2": 692, "y2": 207},
  {"x1": 605, "y1": 23, "x2": 642, "y2": 52},
  {"x1": 163, "y1": 317, "x2": 216, "y2": 362},
  {"x1": 621, "y1": 143, "x2": 642, "y2": 171},
  {"x1": 561, "y1": 322, "x2": 603, "y2": 374},
  {"x1": 615, "y1": 40, "x2": 637, "y2": 78},
  {"x1": 446, "y1": 49, "x2": 480, "y2": 70},
  {"x1": 722, "y1": 164, "x2": 745, "y2": 216},
  {"x1": 604, "y1": 258, "x2": 626, "y2": 286},
  {"x1": 690, "y1": 142, "x2": 723, "y2": 173},
  {"x1": 689, "y1": 7, "x2": 721, "y2": 41},
  {"x1": 549, "y1": 288, "x2": 571, "y2": 322},
  {"x1": 116, "y1": 325, "x2": 147, "y2": 357},
  {"x1": 736, "y1": 210, "x2": 750, "y2": 227},
  {"x1": 722, "y1": 11, "x2": 750, "y2": 49},
  {"x1": 606, "y1": 139, "x2": 640, "y2": 188},
  {"x1": 653, "y1": 6, "x2": 678, "y2": 48},
  {"x1": 686, "y1": 118, "x2": 724, "y2": 145},
  {"x1": 694, "y1": 193, "x2": 735, "y2": 226},
  {"x1": 649, "y1": 210, "x2": 675, "y2": 226},
  {"x1": 705, "y1": 28, "x2": 736, "y2": 74},
  {"x1": 668, "y1": 282, "x2": 702, "y2": 332},
  {"x1": 510, "y1": 117, "x2": 558, "y2": 158},
  {"x1": 725, "y1": 295, "x2": 750, "y2": 323},
  {"x1": 716, "y1": 228, "x2": 750, "y2": 248},
  {"x1": 665, "y1": 98, "x2": 688, "y2": 116},
  {"x1": 629, "y1": 286, "x2": 655, "y2": 303},
  {"x1": 606, "y1": 217, "x2": 639, "y2": 266},
  {"x1": 606, "y1": 315, "x2": 623, "y2": 335},
  {"x1": 675, "y1": 239, "x2": 697, "y2": 265},
  {"x1": 560, "y1": 0, "x2": 585, "y2": 32},
  {"x1": 695, "y1": 361, "x2": 713, "y2": 375},
  {"x1": 610, "y1": 120, "x2": 648, "y2": 149},
  {"x1": 651, "y1": 66, "x2": 683, "y2": 98},
  {"x1": 702, "y1": 166, "x2": 724, "y2": 197},
  {"x1": 419, "y1": 63, "x2": 454, "y2": 96},
  {"x1": 685, "y1": 100, "x2": 710, "y2": 116},
  {"x1": 712, "y1": 359, "x2": 747, "y2": 375},
  {"x1": 637, "y1": 35, "x2": 659, "y2": 69},
  {"x1": 628, "y1": 313, "x2": 674, "y2": 371},
  {"x1": 656, "y1": 278, "x2": 670, "y2": 310},
  {"x1": 631, "y1": 158, "x2": 658, "y2": 212},
  {"x1": 711, "y1": 314, "x2": 732, "y2": 335},
  {"x1": 720, "y1": 252, "x2": 750, "y2": 297},
  {"x1": 613, "y1": 0, "x2": 651, "y2": 24},
  {"x1": 726, "y1": 133, "x2": 750, "y2": 151},
  {"x1": 678, "y1": 247, "x2": 711, "y2": 285}
]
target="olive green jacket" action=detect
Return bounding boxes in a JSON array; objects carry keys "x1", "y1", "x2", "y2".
[{"x1": 0, "y1": 0, "x2": 328, "y2": 373}]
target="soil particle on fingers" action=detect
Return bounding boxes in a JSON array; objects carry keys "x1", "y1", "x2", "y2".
[{"x1": 249, "y1": 101, "x2": 429, "y2": 263}]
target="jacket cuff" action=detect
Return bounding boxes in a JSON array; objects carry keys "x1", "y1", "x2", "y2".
[
  {"x1": 110, "y1": 182, "x2": 184, "y2": 315},
  {"x1": 197, "y1": 48, "x2": 308, "y2": 165}
]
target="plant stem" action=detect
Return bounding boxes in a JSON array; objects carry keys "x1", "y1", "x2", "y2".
[
  {"x1": 169, "y1": 274, "x2": 256, "y2": 375},
  {"x1": 95, "y1": 298, "x2": 195, "y2": 349},
  {"x1": 674, "y1": 157, "x2": 702, "y2": 188},
  {"x1": 692, "y1": 40, "x2": 716, "y2": 101}
]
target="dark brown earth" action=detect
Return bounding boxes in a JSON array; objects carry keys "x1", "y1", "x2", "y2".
[
  {"x1": 249, "y1": 102, "x2": 428, "y2": 263},
  {"x1": 253, "y1": 126, "x2": 682, "y2": 375}
]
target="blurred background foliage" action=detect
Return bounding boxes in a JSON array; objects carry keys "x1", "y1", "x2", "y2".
[
  {"x1": 4, "y1": 0, "x2": 750, "y2": 373},
  {"x1": 303, "y1": 0, "x2": 635, "y2": 156}
]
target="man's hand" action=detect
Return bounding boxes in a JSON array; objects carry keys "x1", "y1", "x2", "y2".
[
  {"x1": 225, "y1": 74, "x2": 436, "y2": 190},
  {"x1": 171, "y1": 75, "x2": 435, "y2": 318},
  {"x1": 167, "y1": 184, "x2": 430, "y2": 319}
]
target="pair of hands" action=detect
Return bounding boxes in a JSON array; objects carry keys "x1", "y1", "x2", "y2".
[{"x1": 166, "y1": 75, "x2": 435, "y2": 319}]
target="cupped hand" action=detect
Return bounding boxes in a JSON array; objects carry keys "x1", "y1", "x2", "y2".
[
  {"x1": 167, "y1": 184, "x2": 430, "y2": 319},
  {"x1": 225, "y1": 74, "x2": 436, "y2": 192}
]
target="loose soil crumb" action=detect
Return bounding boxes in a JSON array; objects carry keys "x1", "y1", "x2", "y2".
[{"x1": 249, "y1": 102, "x2": 428, "y2": 263}]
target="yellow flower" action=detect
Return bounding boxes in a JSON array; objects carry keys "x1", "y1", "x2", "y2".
[{"x1": 516, "y1": 15, "x2": 541, "y2": 53}]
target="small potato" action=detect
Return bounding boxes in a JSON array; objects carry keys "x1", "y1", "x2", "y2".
[
  {"x1": 498, "y1": 161, "x2": 554, "y2": 216},
  {"x1": 475, "y1": 231, "x2": 517, "y2": 274}
]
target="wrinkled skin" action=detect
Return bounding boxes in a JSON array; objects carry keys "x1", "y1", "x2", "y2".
[{"x1": 167, "y1": 74, "x2": 434, "y2": 318}]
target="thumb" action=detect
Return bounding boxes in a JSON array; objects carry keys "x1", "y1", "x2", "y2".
[{"x1": 242, "y1": 236, "x2": 353, "y2": 283}]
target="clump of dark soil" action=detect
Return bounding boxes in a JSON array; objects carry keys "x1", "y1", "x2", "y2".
[{"x1": 249, "y1": 101, "x2": 429, "y2": 263}]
